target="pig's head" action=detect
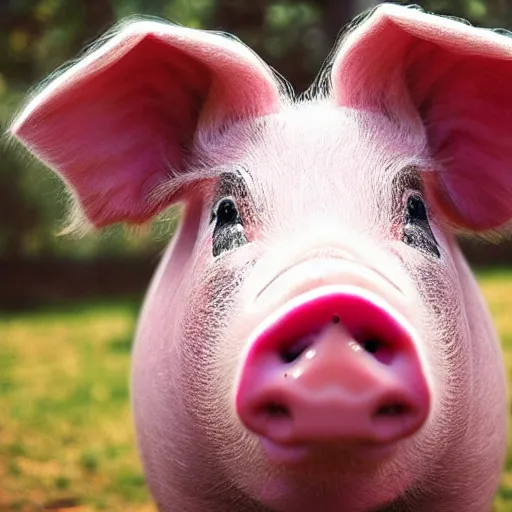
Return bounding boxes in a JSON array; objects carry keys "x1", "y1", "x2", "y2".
[{"x1": 10, "y1": 4, "x2": 512, "y2": 512}]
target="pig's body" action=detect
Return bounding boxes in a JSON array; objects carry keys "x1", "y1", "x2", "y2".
[{"x1": 10, "y1": 4, "x2": 512, "y2": 511}]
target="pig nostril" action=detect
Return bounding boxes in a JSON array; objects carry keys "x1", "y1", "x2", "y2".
[
  {"x1": 280, "y1": 344, "x2": 308, "y2": 364},
  {"x1": 361, "y1": 338, "x2": 387, "y2": 356},
  {"x1": 360, "y1": 337, "x2": 395, "y2": 365},
  {"x1": 279, "y1": 334, "x2": 316, "y2": 364},
  {"x1": 363, "y1": 339, "x2": 380, "y2": 354},
  {"x1": 263, "y1": 401, "x2": 290, "y2": 418},
  {"x1": 376, "y1": 403, "x2": 409, "y2": 416}
]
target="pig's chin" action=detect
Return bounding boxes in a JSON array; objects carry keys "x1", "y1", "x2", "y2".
[
  {"x1": 240, "y1": 437, "x2": 415, "y2": 512},
  {"x1": 259, "y1": 435, "x2": 400, "y2": 468}
]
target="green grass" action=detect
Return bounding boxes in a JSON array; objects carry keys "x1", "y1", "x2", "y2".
[
  {"x1": 483, "y1": 269, "x2": 512, "y2": 512},
  {"x1": 0, "y1": 300, "x2": 153, "y2": 512},
  {"x1": 1, "y1": 269, "x2": 512, "y2": 511}
]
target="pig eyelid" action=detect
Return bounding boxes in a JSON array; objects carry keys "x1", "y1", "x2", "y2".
[
  {"x1": 214, "y1": 168, "x2": 254, "y2": 201},
  {"x1": 393, "y1": 165, "x2": 424, "y2": 196},
  {"x1": 219, "y1": 167, "x2": 253, "y2": 188}
]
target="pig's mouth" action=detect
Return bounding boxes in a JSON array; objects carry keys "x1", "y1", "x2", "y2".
[{"x1": 235, "y1": 282, "x2": 431, "y2": 468}]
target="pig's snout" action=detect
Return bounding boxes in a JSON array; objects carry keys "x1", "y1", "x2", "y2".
[{"x1": 235, "y1": 285, "x2": 430, "y2": 454}]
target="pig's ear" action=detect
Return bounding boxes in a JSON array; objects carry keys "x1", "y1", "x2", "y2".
[
  {"x1": 330, "y1": 4, "x2": 512, "y2": 232},
  {"x1": 9, "y1": 20, "x2": 281, "y2": 229}
]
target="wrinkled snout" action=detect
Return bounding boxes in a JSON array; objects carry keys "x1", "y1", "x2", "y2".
[{"x1": 235, "y1": 264, "x2": 431, "y2": 458}]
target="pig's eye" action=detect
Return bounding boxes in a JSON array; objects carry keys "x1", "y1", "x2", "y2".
[
  {"x1": 211, "y1": 197, "x2": 247, "y2": 257},
  {"x1": 402, "y1": 194, "x2": 440, "y2": 258}
]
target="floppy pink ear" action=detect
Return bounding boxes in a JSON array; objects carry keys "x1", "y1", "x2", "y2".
[
  {"x1": 331, "y1": 4, "x2": 512, "y2": 232},
  {"x1": 10, "y1": 21, "x2": 281, "y2": 228}
]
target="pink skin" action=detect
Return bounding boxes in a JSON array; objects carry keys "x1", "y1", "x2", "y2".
[{"x1": 9, "y1": 4, "x2": 511, "y2": 512}]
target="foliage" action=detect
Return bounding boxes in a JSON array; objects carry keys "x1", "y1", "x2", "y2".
[{"x1": 0, "y1": 299, "x2": 150, "y2": 510}]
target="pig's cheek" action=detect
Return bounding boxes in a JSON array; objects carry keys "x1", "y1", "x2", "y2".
[
  {"x1": 389, "y1": 234, "x2": 469, "y2": 403},
  {"x1": 402, "y1": 246, "x2": 471, "y2": 429},
  {"x1": 179, "y1": 257, "x2": 249, "y2": 418},
  {"x1": 177, "y1": 263, "x2": 270, "y2": 485}
]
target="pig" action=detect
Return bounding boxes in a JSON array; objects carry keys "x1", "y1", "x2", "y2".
[{"x1": 8, "y1": 3, "x2": 512, "y2": 511}]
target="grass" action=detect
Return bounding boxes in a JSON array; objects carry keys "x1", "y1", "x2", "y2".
[
  {"x1": 0, "y1": 269, "x2": 512, "y2": 511},
  {"x1": 0, "y1": 300, "x2": 153, "y2": 512}
]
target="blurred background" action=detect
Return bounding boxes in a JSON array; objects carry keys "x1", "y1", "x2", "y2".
[{"x1": 1, "y1": 0, "x2": 512, "y2": 510}]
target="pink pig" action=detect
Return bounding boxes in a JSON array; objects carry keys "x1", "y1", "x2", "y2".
[{"x1": 9, "y1": 3, "x2": 512, "y2": 511}]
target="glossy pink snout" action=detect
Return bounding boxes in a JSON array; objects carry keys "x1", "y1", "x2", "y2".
[{"x1": 236, "y1": 286, "x2": 430, "y2": 450}]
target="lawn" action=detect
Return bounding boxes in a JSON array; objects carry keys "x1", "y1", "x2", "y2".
[
  {"x1": 1, "y1": 269, "x2": 512, "y2": 511},
  {"x1": 0, "y1": 300, "x2": 153, "y2": 512}
]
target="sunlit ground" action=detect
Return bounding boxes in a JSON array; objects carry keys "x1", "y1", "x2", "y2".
[{"x1": 1, "y1": 269, "x2": 512, "y2": 511}]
